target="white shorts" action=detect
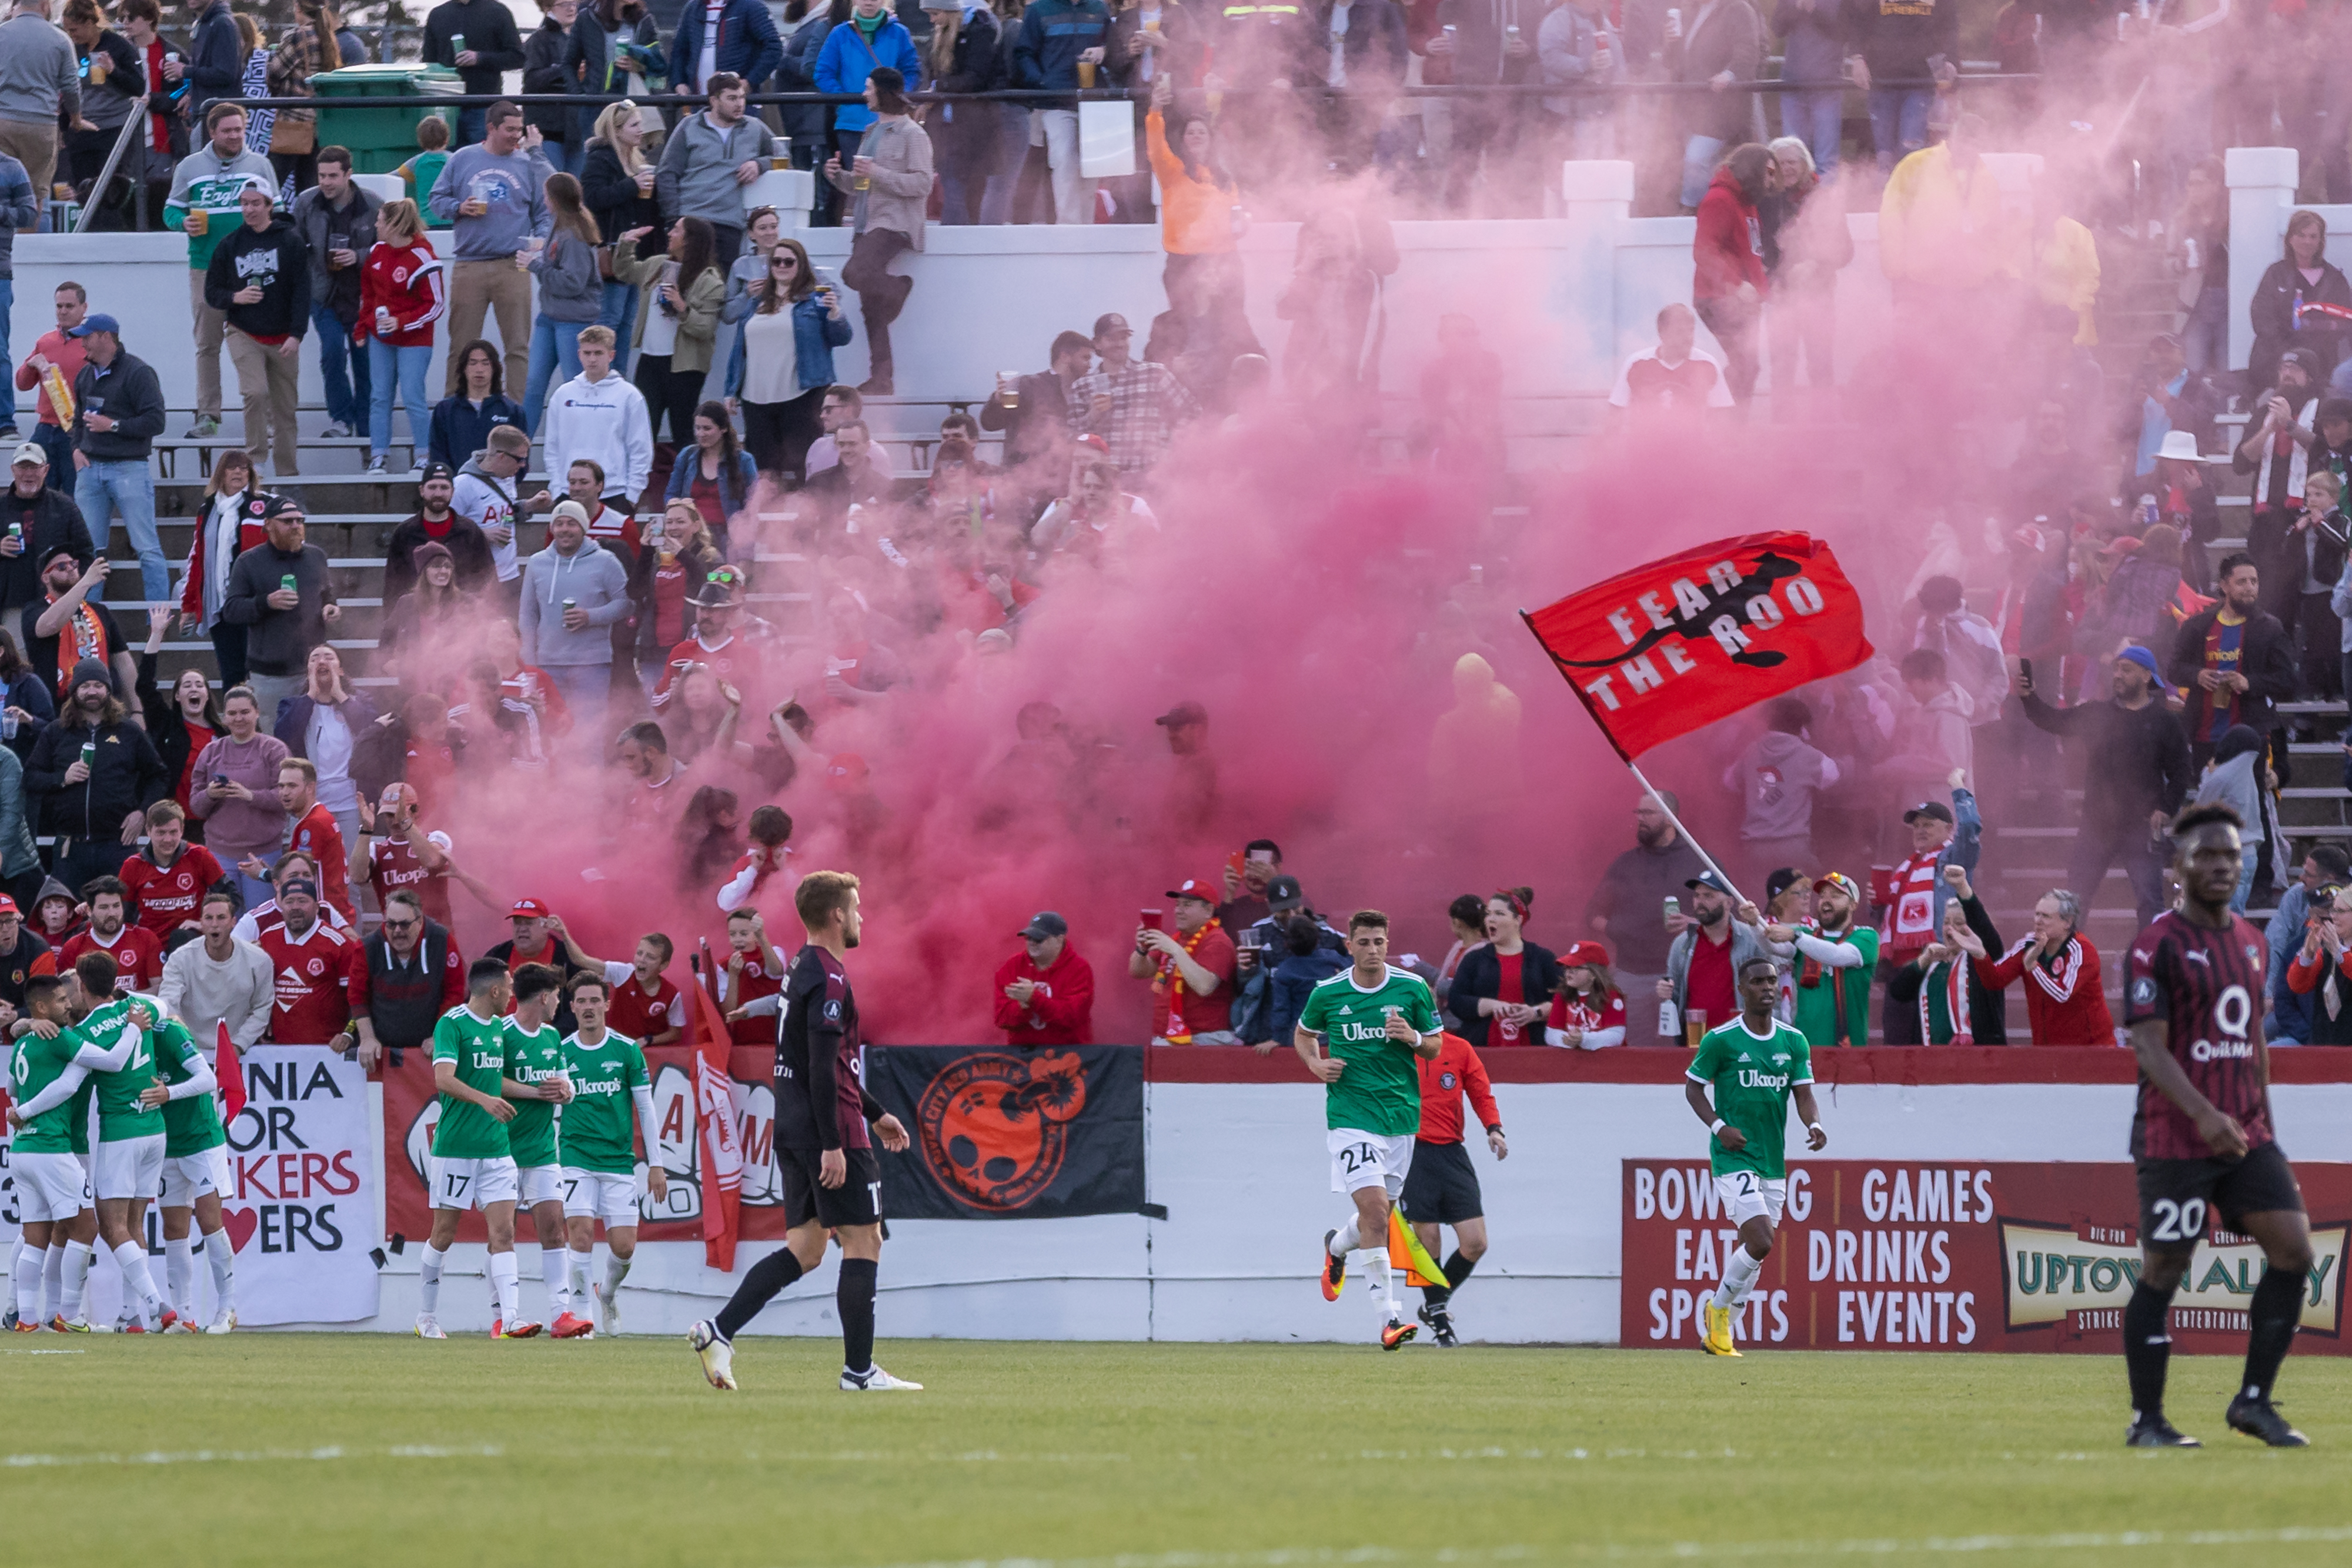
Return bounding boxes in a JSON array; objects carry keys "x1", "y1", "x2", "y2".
[
  {"x1": 92, "y1": 1134, "x2": 165, "y2": 1202},
  {"x1": 14, "y1": 1150, "x2": 93, "y2": 1224},
  {"x1": 518, "y1": 1164, "x2": 564, "y2": 1209},
  {"x1": 161, "y1": 1147, "x2": 233, "y2": 1208},
  {"x1": 429, "y1": 1156, "x2": 519, "y2": 1212},
  {"x1": 560, "y1": 1168, "x2": 643, "y2": 1228},
  {"x1": 1328, "y1": 1128, "x2": 1416, "y2": 1201},
  {"x1": 1715, "y1": 1170, "x2": 1788, "y2": 1228}
]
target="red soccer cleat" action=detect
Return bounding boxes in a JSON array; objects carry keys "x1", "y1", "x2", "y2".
[
  {"x1": 494, "y1": 1318, "x2": 543, "y2": 1339},
  {"x1": 551, "y1": 1311, "x2": 594, "y2": 1340}
]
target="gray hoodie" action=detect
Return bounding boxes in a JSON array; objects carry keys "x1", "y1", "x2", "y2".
[
  {"x1": 527, "y1": 229, "x2": 604, "y2": 323},
  {"x1": 518, "y1": 537, "x2": 631, "y2": 667},
  {"x1": 654, "y1": 109, "x2": 777, "y2": 229},
  {"x1": 426, "y1": 142, "x2": 553, "y2": 262}
]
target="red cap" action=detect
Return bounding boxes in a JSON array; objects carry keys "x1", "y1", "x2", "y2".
[
  {"x1": 824, "y1": 753, "x2": 870, "y2": 792},
  {"x1": 1166, "y1": 877, "x2": 1221, "y2": 903},
  {"x1": 0, "y1": 895, "x2": 21, "y2": 917},
  {"x1": 1561, "y1": 940, "x2": 1610, "y2": 968},
  {"x1": 510, "y1": 898, "x2": 551, "y2": 918}
]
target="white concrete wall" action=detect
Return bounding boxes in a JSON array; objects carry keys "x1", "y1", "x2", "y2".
[{"x1": 347, "y1": 1077, "x2": 2352, "y2": 1344}]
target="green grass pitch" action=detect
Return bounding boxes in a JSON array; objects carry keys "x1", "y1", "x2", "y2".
[{"x1": 5, "y1": 1336, "x2": 2350, "y2": 1566}]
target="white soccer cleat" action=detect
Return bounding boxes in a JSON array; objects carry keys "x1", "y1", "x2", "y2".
[
  {"x1": 841, "y1": 1364, "x2": 923, "y2": 1392},
  {"x1": 205, "y1": 1309, "x2": 237, "y2": 1336},
  {"x1": 688, "y1": 1319, "x2": 736, "y2": 1390},
  {"x1": 413, "y1": 1314, "x2": 447, "y2": 1340},
  {"x1": 595, "y1": 1281, "x2": 619, "y2": 1338}
]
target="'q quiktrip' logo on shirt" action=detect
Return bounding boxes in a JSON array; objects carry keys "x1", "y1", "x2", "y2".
[{"x1": 914, "y1": 1050, "x2": 1088, "y2": 1212}]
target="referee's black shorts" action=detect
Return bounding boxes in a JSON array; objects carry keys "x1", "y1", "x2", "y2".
[
  {"x1": 780, "y1": 1145, "x2": 883, "y2": 1229},
  {"x1": 1401, "y1": 1139, "x2": 1482, "y2": 1226}
]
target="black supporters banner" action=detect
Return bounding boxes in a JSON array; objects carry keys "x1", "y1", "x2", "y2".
[{"x1": 867, "y1": 1046, "x2": 1147, "y2": 1220}]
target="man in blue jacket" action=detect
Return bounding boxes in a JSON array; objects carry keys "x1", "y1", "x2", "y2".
[
  {"x1": 815, "y1": 0, "x2": 920, "y2": 183},
  {"x1": 183, "y1": 0, "x2": 243, "y2": 123},
  {"x1": 1014, "y1": 0, "x2": 1123, "y2": 224},
  {"x1": 671, "y1": 0, "x2": 786, "y2": 96}
]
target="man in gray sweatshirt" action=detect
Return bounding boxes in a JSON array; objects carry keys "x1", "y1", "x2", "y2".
[
  {"x1": 0, "y1": 0, "x2": 81, "y2": 218},
  {"x1": 654, "y1": 73, "x2": 775, "y2": 265},
  {"x1": 426, "y1": 99, "x2": 551, "y2": 399},
  {"x1": 518, "y1": 499, "x2": 630, "y2": 737}
]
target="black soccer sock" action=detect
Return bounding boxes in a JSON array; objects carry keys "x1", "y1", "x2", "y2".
[
  {"x1": 1444, "y1": 1251, "x2": 1478, "y2": 1291},
  {"x1": 1419, "y1": 1282, "x2": 1450, "y2": 1309},
  {"x1": 2241, "y1": 1263, "x2": 2309, "y2": 1403},
  {"x1": 714, "y1": 1246, "x2": 806, "y2": 1342},
  {"x1": 2123, "y1": 1279, "x2": 2177, "y2": 1420},
  {"x1": 838, "y1": 1257, "x2": 878, "y2": 1376}
]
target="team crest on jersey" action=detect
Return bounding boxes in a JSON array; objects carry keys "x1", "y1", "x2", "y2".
[
  {"x1": 1438, "y1": 1071, "x2": 1458, "y2": 1090},
  {"x1": 913, "y1": 1049, "x2": 1088, "y2": 1212},
  {"x1": 2132, "y1": 977, "x2": 2157, "y2": 1007},
  {"x1": 308, "y1": 957, "x2": 326, "y2": 977}
]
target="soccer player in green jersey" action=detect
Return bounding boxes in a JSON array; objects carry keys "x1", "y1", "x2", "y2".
[
  {"x1": 5, "y1": 974, "x2": 143, "y2": 1331},
  {"x1": 1685, "y1": 956, "x2": 1828, "y2": 1358},
  {"x1": 558, "y1": 972, "x2": 667, "y2": 1336},
  {"x1": 503, "y1": 965, "x2": 584, "y2": 1337},
  {"x1": 149, "y1": 1006, "x2": 235, "y2": 1333},
  {"x1": 1295, "y1": 910, "x2": 1444, "y2": 1350},
  {"x1": 420, "y1": 959, "x2": 563, "y2": 1340},
  {"x1": 68, "y1": 954, "x2": 182, "y2": 1333}
]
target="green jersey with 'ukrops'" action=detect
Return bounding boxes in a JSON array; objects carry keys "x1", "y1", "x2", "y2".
[
  {"x1": 155, "y1": 1017, "x2": 225, "y2": 1156},
  {"x1": 1688, "y1": 1016, "x2": 1814, "y2": 1179},
  {"x1": 503, "y1": 1019, "x2": 568, "y2": 1169},
  {"x1": 559, "y1": 1031, "x2": 650, "y2": 1174},
  {"x1": 1295, "y1": 965, "x2": 1439, "y2": 1138},
  {"x1": 432, "y1": 1006, "x2": 513, "y2": 1161},
  {"x1": 9, "y1": 1030, "x2": 80, "y2": 1155},
  {"x1": 85, "y1": 999, "x2": 163, "y2": 1144}
]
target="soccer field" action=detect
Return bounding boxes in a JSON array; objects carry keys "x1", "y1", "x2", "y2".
[{"x1": 4, "y1": 1338, "x2": 2347, "y2": 1567}]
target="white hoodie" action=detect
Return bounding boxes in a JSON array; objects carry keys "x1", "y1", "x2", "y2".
[{"x1": 543, "y1": 368, "x2": 653, "y2": 503}]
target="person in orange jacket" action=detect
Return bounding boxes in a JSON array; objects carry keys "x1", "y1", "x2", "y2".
[{"x1": 1402, "y1": 1029, "x2": 1505, "y2": 1346}]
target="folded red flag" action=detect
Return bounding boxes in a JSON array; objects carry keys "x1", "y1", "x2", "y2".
[{"x1": 1522, "y1": 531, "x2": 1875, "y2": 762}]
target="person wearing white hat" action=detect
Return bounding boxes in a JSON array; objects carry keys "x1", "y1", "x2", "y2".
[
  {"x1": 2149, "y1": 426, "x2": 2230, "y2": 596},
  {"x1": 517, "y1": 497, "x2": 630, "y2": 737}
]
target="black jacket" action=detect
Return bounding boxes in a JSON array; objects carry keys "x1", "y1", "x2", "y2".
[
  {"x1": 580, "y1": 141, "x2": 659, "y2": 256},
  {"x1": 564, "y1": 11, "x2": 664, "y2": 145},
  {"x1": 205, "y1": 218, "x2": 313, "y2": 341},
  {"x1": 522, "y1": 16, "x2": 575, "y2": 141},
  {"x1": 977, "y1": 371, "x2": 1077, "y2": 469},
  {"x1": 423, "y1": 0, "x2": 526, "y2": 95},
  {"x1": 1885, "y1": 892, "x2": 2007, "y2": 1044},
  {"x1": 629, "y1": 536, "x2": 719, "y2": 656},
  {"x1": 222, "y1": 541, "x2": 337, "y2": 678},
  {"x1": 356, "y1": 921, "x2": 458, "y2": 1051},
  {"x1": 0, "y1": 486, "x2": 93, "y2": 614},
  {"x1": 2167, "y1": 605, "x2": 2300, "y2": 740},
  {"x1": 69, "y1": 349, "x2": 166, "y2": 463},
  {"x1": 135, "y1": 650, "x2": 208, "y2": 809},
  {"x1": 1449, "y1": 941, "x2": 1562, "y2": 1048},
  {"x1": 2015, "y1": 690, "x2": 2193, "y2": 829},
  {"x1": 383, "y1": 513, "x2": 499, "y2": 603},
  {"x1": 2249, "y1": 257, "x2": 2352, "y2": 390},
  {"x1": 924, "y1": 6, "x2": 1004, "y2": 167},
  {"x1": 1840, "y1": 0, "x2": 1957, "y2": 78},
  {"x1": 26, "y1": 710, "x2": 167, "y2": 841}
]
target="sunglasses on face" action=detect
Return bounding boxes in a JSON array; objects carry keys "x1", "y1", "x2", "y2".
[
  {"x1": 772, "y1": 256, "x2": 800, "y2": 269},
  {"x1": 382, "y1": 917, "x2": 419, "y2": 932}
]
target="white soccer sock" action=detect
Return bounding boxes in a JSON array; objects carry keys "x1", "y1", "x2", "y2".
[
  {"x1": 1712, "y1": 1246, "x2": 1765, "y2": 1312},
  {"x1": 1329, "y1": 1216, "x2": 1362, "y2": 1258},
  {"x1": 41, "y1": 1243, "x2": 64, "y2": 1321},
  {"x1": 202, "y1": 1228, "x2": 235, "y2": 1314},
  {"x1": 61, "y1": 1241, "x2": 94, "y2": 1319},
  {"x1": 604, "y1": 1251, "x2": 632, "y2": 1298},
  {"x1": 165, "y1": 1236, "x2": 195, "y2": 1318},
  {"x1": 570, "y1": 1246, "x2": 594, "y2": 1305},
  {"x1": 113, "y1": 1240, "x2": 161, "y2": 1313},
  {"x1": 13, "y1": 1241, "x2": 41, "y2": 1322},
  {"x1": 418, "y1": 1243, "x2": 448, "y2": 1316},
  {"x1": 489, "y1": 1251, "x2": 522, "y2": 1323},
  {"x1": 542, "y1": 1246, "x2": 570, "y2": 1318}
]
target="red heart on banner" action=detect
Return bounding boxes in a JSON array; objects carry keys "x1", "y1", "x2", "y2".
[{"x1": 221, "y1": 1208, "x2": 259, "y2": 1253}]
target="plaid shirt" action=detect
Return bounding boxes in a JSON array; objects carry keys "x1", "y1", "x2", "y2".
[
  {"x1": 1073, "y1": 359, "x2": 1198, "y2": 476},
  {"x1": 267, "y1": 22, "x2": 330, "y2": 122}
]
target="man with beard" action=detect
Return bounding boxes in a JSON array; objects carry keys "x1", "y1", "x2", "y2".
[
  {"x1": 1585, "y1": 791, "x2": 1706, "y2": 1045},
  {"x1": 1662, "y1": 872, "x2": 1766, "y2": 1048},
  {"x1": 2014, "y1": 646, "x2": 2194, "y2": 931},
  {"x1": 26, "y1": 659, "x2": 167, "y2": 894},
  {"x1": 61, "y1": 877, "x2": 162, "y2": 995},
  {"x1": 20, "y1": 547, "x2": 131, "y2": 713},
  {"x1": 252, "y1": 877, "x2": 357, "y2": 1049},
  {"x1": 2168, "y1": 554, "x2": 2298, "y2": 768},
  {"x1": 1765, "y1": 871, "x2": 1876, "y2": 1049}
]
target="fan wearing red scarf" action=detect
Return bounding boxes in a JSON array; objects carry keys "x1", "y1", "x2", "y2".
[{"x1": 1130, "y1": 876, "x2": 1237, "y2": 1045}]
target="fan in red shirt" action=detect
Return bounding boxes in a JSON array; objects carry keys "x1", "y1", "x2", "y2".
[
  {"x1": 354, "y1": 783, "x2": 460, "y2": 929},
  {"x1": 617, "y1": 721, "x2": 691, "y2": 830},
  {"x1": 651, "y1": 577, "x2": 766, "y2": 712},
  {"x1": 1403, "y1": 1031, "x2": 1506, "y2": 1348},
  {"x1": 232, "y1": 851, "x2": 355, "y2": 944},
  {"x1": 718, "y1": 907, "x2": 787, "y2": 1045},
  {"x1": 61, "y1": 877, "x2": 163, "y2": 994},
  {"x1": 252, "y1": 877, "x2": 358, "y2": 1047},
  {"x1": 601, "y1": 932, "x2": 685, "y2": 1047},
  {"x1": 118, "y1": 801, "x2": 227, "y2": 943},
  {"x1": 1129, "y1": 876, "x2": 1238, "y2": 1044},
  {"x1": 994, "y1": 911, "x2": 1094, "y2": 1045},
  {"x1": 1975, "y1": 891, "x2": 2116, "y2": 1044},
  {"x1": 276, "y1": 758, "x2": 351, "y2": 920},
  {"x1": 1543, "y1": 941, "x2": 1631, "y2": 1048}
]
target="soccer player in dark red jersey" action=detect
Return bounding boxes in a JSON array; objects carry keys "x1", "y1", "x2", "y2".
[
  {"x1": 2120, "y1": 803, "x2": 2316, "y2": 1449},
  {"x1": 1402, "y1": 1030, "x2": 1505, "y2": 1347},
  {"x1": 690, "y1": 870, "x2": 917, "y2": 1393}
]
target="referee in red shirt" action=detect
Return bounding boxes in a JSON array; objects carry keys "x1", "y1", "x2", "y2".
[{"x1": 1401, "y1": 1030, "x2": 1506, "y2": 1348}]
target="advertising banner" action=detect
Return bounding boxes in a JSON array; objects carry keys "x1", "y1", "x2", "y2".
[
  {"x1": 1621, "y1": 1159, "x2": 2352, "y2": 1354},
  {"x1": 863, "y1": 1046, "x2": 1147, "y2": 1220}
]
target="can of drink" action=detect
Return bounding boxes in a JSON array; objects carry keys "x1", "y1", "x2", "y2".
[
  {"x1": 1663, "y1": 895, "x2": 1681, "y2": 927},
  {"x1": 450, "y1": 31, "x2": 465, "y2": 54},
  {"x1": 80, "y1": 742, "x2": 95, "y2": 765},
  {"x1": 2184, "y1": 236, "x2": 2200, "y2": 271},
  {"x1": 6, "y1": 522, "x2": 19, "y2": 541},
  {"x1": 280, "y1": 573, "x2": 297, "y2": 593},
  {"x1": 562, "y1": 598, "x2": 577, "y2": 611}
]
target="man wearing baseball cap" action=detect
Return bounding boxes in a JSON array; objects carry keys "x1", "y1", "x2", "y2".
[
  {"x1": 2012, "y1": 639, "x2": 2192, "y2": 933},
  {"x1": 1130, "y1": 875, "x2": 1238, "y2": 1045},
  {"x1": 1760, "y1": 871, "x2": 1877, "y2": 1049},
  {"x1": 385, "y1": 460, "x2": 498, "y2": 604},
  {"x1": 1072, "y1": 311, "x2": 1197, "y2": 480},
  {"x1": 0, "y1": 892, "x2": 54, "y2": 1015},
  {"x1": 994, "y1": 911, "x2": 1094, "y2": 1046},
  {"x1": 482, "y1": 898, "x2": 606, "y2": 1035},
  {"x1": 1, "y1": 440, "x2": 92, "y2": 616},
  {"x1": 1662, "y1": 870, "x2": 1766, "y2": 1047},
  {"x1": 1870, "y1": 771, "x2": 1980, "y2": 1044},
  {"x1": 65, "y1": 311, "x2": 168, "y2": 605},
  {"x1": 220, "y1": 494, "x2": 339, "y2": 723}
]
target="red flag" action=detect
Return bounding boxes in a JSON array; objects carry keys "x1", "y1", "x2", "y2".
[
  {"x1": 1522, "y1": 531, "x2": 1875, "y2": 762},
  {"x1": 687, "y1": 945, "x2": 744, "y2": 1272},
  {"x1": 215, "y1": 1020, "x2": 247, "y2": 1124}
]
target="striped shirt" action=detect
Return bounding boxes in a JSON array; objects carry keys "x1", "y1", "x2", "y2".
[{"x1": 2122, "y1": 911, "x2": 2273, "y2": 1161}]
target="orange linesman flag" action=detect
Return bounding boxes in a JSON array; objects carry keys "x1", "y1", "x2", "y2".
[
  {"x1": 1522, "y1": 532, "x2": 1875, "y2": 763},
  {"x1": 1388, "y1": 1205, "x2": 1449, "y2": 1289}
]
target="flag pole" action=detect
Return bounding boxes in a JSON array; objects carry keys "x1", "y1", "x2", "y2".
[{"x1": 1626, "y1": 759, "x2": 1750, "y2": 913}]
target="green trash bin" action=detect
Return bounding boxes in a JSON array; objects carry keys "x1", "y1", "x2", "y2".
[{"x1": 313, "y1": 64, "x2": 463, "y2": 175}]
